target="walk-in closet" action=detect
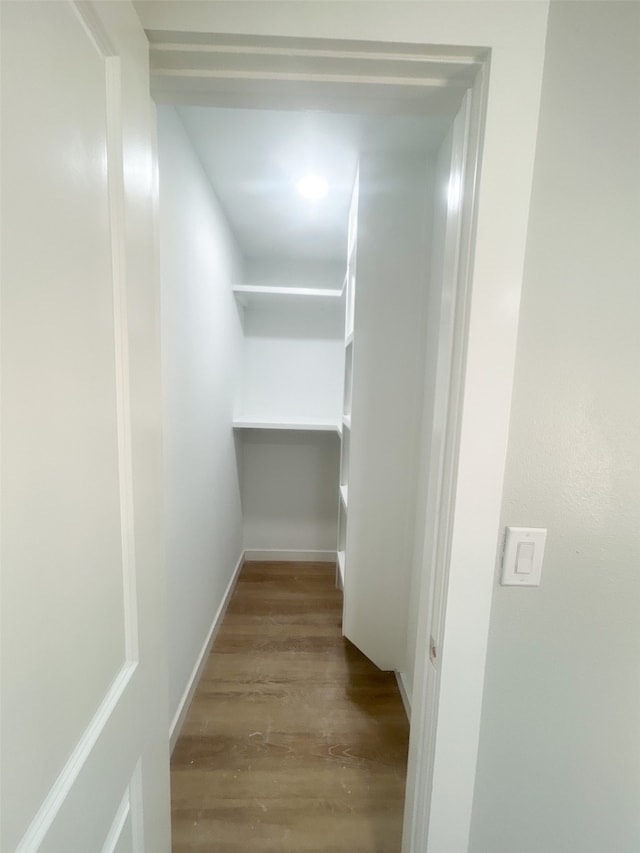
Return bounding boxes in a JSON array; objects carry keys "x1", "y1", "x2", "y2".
[{"x1": 158, "y1": 99, "x2": 466, "y2": 744}]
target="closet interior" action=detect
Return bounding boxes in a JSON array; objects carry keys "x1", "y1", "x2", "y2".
[{"x1": 158, "y1": 102, "x2": 460, "y2": 728}]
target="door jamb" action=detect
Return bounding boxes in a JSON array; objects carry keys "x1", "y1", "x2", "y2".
[{"x1": 403, "y1": 67, "x2": 487, "y2": 852}]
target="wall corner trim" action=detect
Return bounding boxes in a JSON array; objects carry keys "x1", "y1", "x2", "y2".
[
  {"x1": 396, "y1": 671, "x2": 412, "y2": 722},
  {"x1": 243, "y1": 549, "x2": 337, "y2": 563}
]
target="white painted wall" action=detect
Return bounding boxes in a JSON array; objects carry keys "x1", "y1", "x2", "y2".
[
  {"x1": 157, "y1": 106, "x2": 244, "y2": 728},
  {"x1": 470, "y1": 4, "x2": 640, "y2": 852},
  {"x1": 243, "y1": 258, "x2": 345, "y2": 291},
  {"x1": 241, "y1": 430, "x2": 340, "y2": 554},
  {"x1": 236, "y1": 300, "x2": 344, "y2": 425}
]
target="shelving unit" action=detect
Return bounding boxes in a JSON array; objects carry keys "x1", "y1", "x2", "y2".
[
  {"x1": 343, "y1": 341, "x2": 353, "y2": 419},
  {"x1": 232, "y1": 418, "x2": 340, "y2": 433},
  {"x1": 233, "y1": 276, "x2": 345, "y2": 429},
  {"x1": 232, "y1": 284, "x2": 343, "y2": 309},
  {"x1": 339, "y1": 152, "x2": 435, "y2": 671},
  {"x1": 336, "y1": 169, "x2": 359, "y2": 590},
  {"x1": 232, "y1": 264, "x2": 346, "y2": 557}
]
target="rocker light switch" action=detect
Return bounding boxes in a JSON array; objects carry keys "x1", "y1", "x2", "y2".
[
  {"x1": 515, "y1": 541, "x2": 535, "y2": 574},
  {"x1": 501, "y1": 527, "x2": 546, "y2": 586}
]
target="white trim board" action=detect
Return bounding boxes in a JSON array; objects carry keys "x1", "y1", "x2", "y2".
[
  {"x1": 243, "y1": 549, "x2": 336, "y2": 563},
  {"x1": 169, "y1": 552, "x2": 245, "y2": 753},
  {"x1": 396, "y1": 671, "x2": 412, "y2": 722}
]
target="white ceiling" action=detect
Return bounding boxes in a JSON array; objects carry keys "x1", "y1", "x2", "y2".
[{"x1": 177, "y1": 106, "x2": 451, "y2": 262}]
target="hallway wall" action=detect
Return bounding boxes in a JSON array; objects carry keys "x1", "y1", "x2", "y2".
[
  {"x1": 157, "y1": 106, "x2": 245, "y2": 732},
  {"x1": 470, "y1": 4, "x2": 640, "y2": 851}
]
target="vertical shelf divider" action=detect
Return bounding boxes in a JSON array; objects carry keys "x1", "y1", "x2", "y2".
[{"x1": 337, "y1": 167, "x2": 359, "y2": 591}]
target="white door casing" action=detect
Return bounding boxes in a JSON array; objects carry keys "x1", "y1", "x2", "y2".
[
  {"x1": 1, "y1": 2, "x2": 171, "y2": 851},
  {"x1": 402, "y1": 90, "x2": 475, "y2": 852},
  {"x1": 138, "y1": 11, "x2": 549, "y2": 850}
]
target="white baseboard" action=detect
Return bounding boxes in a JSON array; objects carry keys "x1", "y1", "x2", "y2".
[
  {"x1": 243, "y1": 549, "x2": 337, "y2": 563},
  {"x1": 169, "y1": 551, "x2": 245, "y2": 753},
  {"x1": 395, "y1": 671, "x2": 412, "y2": 722}
]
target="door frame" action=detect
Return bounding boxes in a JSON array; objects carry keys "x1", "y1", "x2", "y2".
[
  {"x1": 145, "y1": 31, "x2": 528, "y2": 852},
  {"x1": 402, "y1": 84, "x2": 482, "y2": 852}
]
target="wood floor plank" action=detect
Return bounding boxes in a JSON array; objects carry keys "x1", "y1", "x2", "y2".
[{"x1": 171, "y1": 561, "x2": 409, "y2": 852}]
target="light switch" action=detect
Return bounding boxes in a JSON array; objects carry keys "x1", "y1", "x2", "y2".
[
  {"x1": 501, "y1": 527, "x2": 547, "y2": 586},
  {"x1": 515, "y1": 541, "x2": 535, "y2": 574}
]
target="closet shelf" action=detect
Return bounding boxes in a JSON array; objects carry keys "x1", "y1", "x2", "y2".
[
  {"x1": 233, "y1": 418, "x2": 341, "y2": 433},
  {"x1": 233, "y1": 285, "x2": 343, "y2": 307}
]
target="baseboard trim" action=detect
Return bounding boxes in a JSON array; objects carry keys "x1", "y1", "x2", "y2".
[
  {"x1": 243, "y1": 549, "x2": 337, "y2": 563},
  {"x1": 169, "y1": 551, "x2": 245, "y2": 753},
  {"x1": 395, "y1": 671, "x2": 412, "y2": 722}
]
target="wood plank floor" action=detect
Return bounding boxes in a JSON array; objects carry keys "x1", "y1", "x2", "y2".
[{"x1": 170, "y1": 561, "x2": 410, "y2": 852}]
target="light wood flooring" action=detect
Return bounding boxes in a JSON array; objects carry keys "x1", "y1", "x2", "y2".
[{"x1": 170, "y1": 561, "x2": 410, "y2": 852}]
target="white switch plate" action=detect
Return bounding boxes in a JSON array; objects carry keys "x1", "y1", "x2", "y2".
[{"x1": 501, "y1": 527, "x2": 547, "y2": 586}]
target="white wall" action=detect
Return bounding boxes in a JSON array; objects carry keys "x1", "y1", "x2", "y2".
[
  {"x1": 158, "y1": 106, "x2": 244, "y2": 730},
  {"x1": 470, "y1": 4, "x2": 640, "y2": 851},
  {"x1": 241, "y1": 430, "x2": 340, "y2": 554},
  {"x1": 244, "y1": 257, "x2": 345, "y2": 291},
  {"x1": 236, "y1": 300, "x2": 344, "y2": 425}
]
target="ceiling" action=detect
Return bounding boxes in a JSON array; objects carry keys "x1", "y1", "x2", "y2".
[{"x1": 177, "y1": 106, "x2": 451, "y2": 262}]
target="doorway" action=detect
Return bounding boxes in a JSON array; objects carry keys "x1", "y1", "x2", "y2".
[
  {"x1": 158, "y1": 97, "x2": 458, "y2": 846},
  {"x1": 152, "y1": 31, "x2": 487, "y2": 853}
]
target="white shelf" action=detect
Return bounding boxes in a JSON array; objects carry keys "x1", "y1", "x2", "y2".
[
  {"x1": 232, "y1": 418, "x2": 341, "y2": 433},
  {"x1": 233, "y1": 285, "x2": 343, "y2": 307},
  {"x1": 342, "y1": 415, "x2": 351, "y2": 430},
  {"x1": 340, "y1": 484, "x2": 348, "y2": 507}
]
